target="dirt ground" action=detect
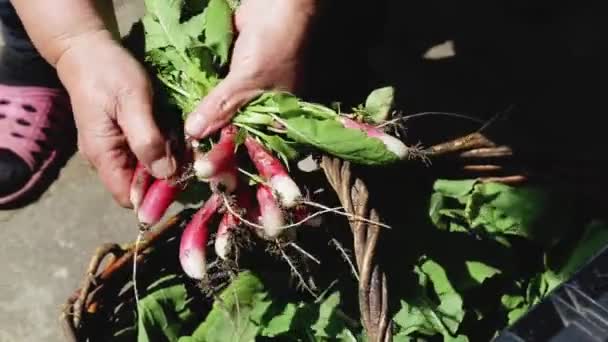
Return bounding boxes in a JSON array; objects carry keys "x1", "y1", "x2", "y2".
[{"x1": 0, "y1": 2, "x2": 152, "y2": 341}]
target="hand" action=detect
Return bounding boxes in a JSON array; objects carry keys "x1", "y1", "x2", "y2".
[
  {"x1": 55, "y1": 31, "x2": 177, "y2": 207},
  {"x1": 184, "y1": 0, "x2": 317, "y2": 139}
]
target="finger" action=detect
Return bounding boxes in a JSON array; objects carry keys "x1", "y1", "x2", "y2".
[
  {"x1": 115, "y1": 87, "x2": 177, "y2": 179},
  {"x1": 184, "y1": 75, "x2": 261, "y2": 139},
  {"x1": 79, "y1": 134, "x2": 135, "y2": 208}
]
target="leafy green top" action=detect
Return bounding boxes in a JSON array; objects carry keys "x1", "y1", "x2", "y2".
[{"x1": 142, "y1": 0, "x2": 404, "y2": 166}]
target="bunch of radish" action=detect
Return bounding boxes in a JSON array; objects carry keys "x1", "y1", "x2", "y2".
[
  {"x1": 130, "y1": 125, "x2": 315, "y2": 279},
  {"x1": 128, "y1": 105, "x2": 410, "y2": 280}
]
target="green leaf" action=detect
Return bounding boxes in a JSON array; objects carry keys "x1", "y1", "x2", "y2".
[
  {"x1": 433, "y1": 179, "x2": 477, "y2": 198},
  {"x1": 233, "y1": 112, "x2": 274, "y2": 126},
  {"x1": 204, "y1": 0, "x2": 234, "y2": 65},
  {"x1": 364, "y1": 86, "x2": 395, "y2": 123},
  {"x1": 260, "y1": 303, "x2": 298, "y2": 337},
  {"x1": 429, "y1": 179, "x2": 576, "y2": 246},
  {"x1": 281, "y1": 116, "x2": 400, "y2": 165},
  {"x1": 464, "y1": 261, "x2": 501, "y2": 286},
  {"x1": 136, "y1": 274, "x2": 200, "y2": 342},
  {"x1": 506, "y1": 307, "x2": 528, "y2": 325},
  {"x1": 263, "y1": 135, "x2": 300, "y2": 161},
  {"x1": 466, "y1": 183, "x2": 572, "y2": 244},
  {"x1": 311, "y1": 292, "x2": 341, "y2": 337},
  {"x1": 394, "y1": 259, "x2": 465, "y2": 340},
  {"x1": 271, "y1": 92, "x2": 301, "y2": 114},
  {"x1": 186, "y1": 271, "x2": 264, "y2": 341},
  {"x1": 143, "y1": 0, "x2": 193, "y2": 52},
  {"x1": 181, "y1": 12, "x2": 207, "y2": 40},
  {"x1": 183, "y1": 272, "x2": 358, "y2": 341}
]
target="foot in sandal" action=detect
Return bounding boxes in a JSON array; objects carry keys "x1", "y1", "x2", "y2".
[{"x1": 0, "y1": 0, "x2": 75, "y2": 208}]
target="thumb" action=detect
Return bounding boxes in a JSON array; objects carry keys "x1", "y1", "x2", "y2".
[
  {"x1": 184, "y1": 75, "x2": 261, "y2": 139},
  {"x1": 116, "y1": 88, "x2": 177, "y2": 179}
]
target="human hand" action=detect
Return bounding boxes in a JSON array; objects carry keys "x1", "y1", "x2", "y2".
[
  {"x1": 184, "y1": 0, "x2": 317, "y2": 139},
  {"x1": 55, "y1": 31, "x2": 177, "y2": 207}
]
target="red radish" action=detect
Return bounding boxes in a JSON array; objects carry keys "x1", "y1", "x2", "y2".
[
  {"x1": 208, "y1": 164, "x2": 238, "y2": 193},
  {"x1": 130, "y1": 162, "x2": 153, "y2": 211},
  {"x1": 256, "y1": 185, "x2": 285, "y2": 239},
  {"x1": 215, "y1": 186, "x2": 255, "y2": 259},
  {"x1": 137, "y1": 179, "x2": 180, "y2": 226},
  {"x1": 340, "y1": 117, "x2": 408, "y2": 159},
  {"x1": 193, "y1": 125, "x2": 238, "y2": 179},
  {"x1": 244, "y1": 137, "x2": 302, "y2": 208},
  {"x1": 215, "y1": 211, "x2": 238, "y2": 260},
  {"x1": 179, "y1": 194, "x2": 222, "y2": 279}
]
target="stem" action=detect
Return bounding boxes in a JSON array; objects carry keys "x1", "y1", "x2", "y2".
[
  {"x1": 242, "y1": 105, "x2": 279, "y2": 113},
  {"x1": 233, "y1": 122, "x2": 267, "y2": 138},
  {"x1": 236, "y1": 168, "x2": 266, "y2": 185},
  {"x1": 158, "y1": 76, "x2": 195, "y2": 99}
]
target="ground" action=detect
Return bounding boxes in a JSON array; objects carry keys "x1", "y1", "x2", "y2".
[{"x1": 0, "y1": 2, "x2": 159, "y2": 341}]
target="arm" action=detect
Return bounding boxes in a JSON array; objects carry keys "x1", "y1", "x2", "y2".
[
  {"x1": 10, "y1": 0, "x2": 177, "y2": 207},
  {"x1": 9, "y1": 0, "x2": 119, "y2": 66}
]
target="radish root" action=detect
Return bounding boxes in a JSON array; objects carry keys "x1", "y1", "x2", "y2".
[
  {"x1": 278, "y1": 244, "x2": 317, "y2": 298},
  {"x1": 288, "y1": 242, "x2": 321, "y2": 265},
  {"x1": 330, "y1": 238, "x2": 359, "y2": 281}
]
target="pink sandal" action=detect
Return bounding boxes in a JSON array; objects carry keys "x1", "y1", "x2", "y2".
[{"x1": 0, "y1": 84, "x2": 75, "y2": 207}]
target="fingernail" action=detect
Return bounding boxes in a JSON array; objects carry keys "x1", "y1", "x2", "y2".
[
  {"x1": 185, "y1": 113, "x2": 209, "y2": 137},
  {"x1": 150, "y1": 156, "x2": 176, "y2": 179}
]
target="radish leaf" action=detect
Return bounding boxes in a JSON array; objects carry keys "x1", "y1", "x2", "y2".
[
  {"x1": 364, "y1": 86, "x2": 395, "y2": 123},
  {"x1": 182, "y1": 271, "x2": 359, "y2": 341},
  {"x1": 394, "y1": 258, "x2": 466, "y2": 340},
  {"x1": 204, "y1": 0, "x2": 233, "y2": 65},
  {"x1": 135, "y1": 274, "x2": 201, "y2": 342},
  {"x1": 282, "y1": 116, "x2": 401, "y2": 165}
]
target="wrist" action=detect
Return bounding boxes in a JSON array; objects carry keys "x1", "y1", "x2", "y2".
[{"x1": 54, "y1": 29, "x2": 116, "y2": 89}]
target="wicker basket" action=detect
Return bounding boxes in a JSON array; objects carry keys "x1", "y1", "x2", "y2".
[{"x1": 61, "y1": 130, "x2": 538, "y2": 342}]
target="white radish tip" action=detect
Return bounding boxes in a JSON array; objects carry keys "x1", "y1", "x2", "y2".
[
  {"x1": 137, "y1": 211, "x2": 155, "y2": 227},
  {"x1": 214, "y1": 236, "x2": 230, "y2": 260},
  {"x1": 130, "y1": 193, "x2": 142, "y2": 212},
  {"x1": 270, "y1": 176, "x2": 302, "y2": 208},
  {"x1": 260, "y1": 208, "x2": 285, "y2": 239},
  {"x1": 193, "y1": 158, "x2": 215, "y2": 179},
  {"x1": 379, "y1": 135, "x2": 409, "y2": 159},
  {"x1": 180, "y1": 248, "x2": 206, "y2": 279}
]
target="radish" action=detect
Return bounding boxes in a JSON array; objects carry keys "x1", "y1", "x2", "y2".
[
  {"x1": 215, "y1": 186, "x2": 255, "y2": 259},
  {"x1": 137, "y1": 179, "x2": 180, "y2": 226},
  {"x1": 244, "y1": 137, "x2": 302, "y2": 208},
  {"x1": 339, "y1": 117, "x2": 409, "y2": 159},
  {"x1": 208, "y1": 165, "x2": 238, "y2": 193},
  {"x1": 214, "y1": 211, "x2": 238, "y2": 260},
  {"x1": 129, "y1": 162, "x2": 153, "y2": 211},
  {"x1": 179, "y1": 194, "x2": 222, "y2": 279},
  {"x1": 256, "y1": 184, "x2": 285, "y2": 239},
  {"x1": 193, "y1": 125, "x2": 238, "y2": 179}
]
